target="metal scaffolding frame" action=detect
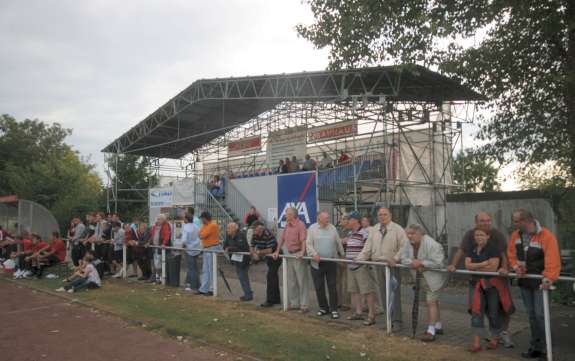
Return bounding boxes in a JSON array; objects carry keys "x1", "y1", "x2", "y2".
[{"x1": 102, "y1": 65, "x2": 482, "y2": 241}]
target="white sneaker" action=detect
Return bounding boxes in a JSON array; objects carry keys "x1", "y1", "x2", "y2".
[
  {"x1": 112, "y1": 269, "x2": 124, "y2": 278},
  {"x1": 67, "y1": 289, "x2": 75, "y2": 293},
  {"x1": 13, "y1": 270, "x2": 21, "y2": 279},
  {"x1": 184, "y1": 287, "x2": 192, "y2": 292},
  {"x1": 55, "y1": 287, "x2": 66, "y2": 292},
  {"x1": 500, "y1": 331, "x2": 515, "y2": 348},
  {"x1": 23, "y1": 270, "x2": 32, "y2": 278}
]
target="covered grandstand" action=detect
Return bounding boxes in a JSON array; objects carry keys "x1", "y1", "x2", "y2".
[{"x1": 102, "y1": 64, "x2": 484, "y2": 243}]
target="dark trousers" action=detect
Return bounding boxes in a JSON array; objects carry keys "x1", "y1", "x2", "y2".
[
  {"x1": 470, "y1": 283, "x2": 503, "y2": 337},
  {"x1": 134, "y1": 246, "x2": 152, "y2": 279},
  {"x1": 235, "y1": 263, "x2": 253, "y2": 298},
  {"x1": 71, "y1": 243, "x2": 86, "y2": 267},
  {"x1": 64, "y1": 277, "x2": 99, "y2": 291},
  {"x1": 185, "y1": 253, "x2": 200, "y2": 289},
  {"x1": 311, "y1": 261, "x2": 338, "y2": 312},
  {"x1": 521, "y1": 286, "x2": 546, "y2": 352},
  {"x1": 266, "y1": 256, "x2": 282, "y2": 304}
]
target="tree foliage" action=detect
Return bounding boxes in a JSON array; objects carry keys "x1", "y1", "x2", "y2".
[
  {"x1": 453, "y1": 149, "x2": 500, "y2": 193},
  {"x1": 297, "y1": 0, "x2": 575, "y2": 176},
  {"x1": 0, "y1": 114, "x2": 103, "y2": 228},
  {"x1": 106, "y1": 154, "x2": 157, "y2": 222}
]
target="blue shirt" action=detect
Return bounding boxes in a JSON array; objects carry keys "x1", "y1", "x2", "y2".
[{"x1": 182, "y1": 222, "x2": 201, "y2": 256}]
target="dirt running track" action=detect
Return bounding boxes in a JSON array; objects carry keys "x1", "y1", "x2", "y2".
[{"x1": 0, "y1": 281, "x2": 238, "y2": 361}]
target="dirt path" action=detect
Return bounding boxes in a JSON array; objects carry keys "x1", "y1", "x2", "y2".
[{"x1": 0, "y1": 281, "x2": 238, "y2": 361}]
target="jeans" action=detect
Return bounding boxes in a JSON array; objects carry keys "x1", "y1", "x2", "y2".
[
  {"x1": 235, "y1": 263, "x2": 253, "y2": 298},
  {"x1": 64, "y1": 278, "x2": 99, "y2": 291},
  {"x1": 199, "y1": 245, "x2": 221, "y2": 293},
  {"x1": 469, "y1": 283, "x2": 503, "y2": 338},
  {"x1": 520, "y1": 287, "x2": 546, "y2": 352},
  {"x1": 185, "y1": 253, "x2": 200, "y2": 290},
  {"x1": 311, "y1": 261, "x2": 338, "y2": 312},
  {"x1": 266, "y1": 256, "x2": 282, "y2": 304}
]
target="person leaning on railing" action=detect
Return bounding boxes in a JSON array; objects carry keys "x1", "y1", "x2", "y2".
[
  {"x1": 224, "y1": 222, "x2": 253, "y2": 302},
  {"x1": 508, "y1": 209, "x2": 561, "y2": 360},
  {"x1": 356, "y1": 207, "x2": 408, "y2": 330},
  {"x1": 197, "y1": 211, "x2": 221, "y2": 296},
  {"x1": 306, "y1": 211, "x2": 344, "y2": 319},
  {"x1": 398, "y1": 224, "x2": 447, "y2": 342},
  {"x1": 465, "y1": 228, "x2": 515, "y2": 353},
  {"x1": 250, "y1": 221, "x2": 282, "y2": 308}
]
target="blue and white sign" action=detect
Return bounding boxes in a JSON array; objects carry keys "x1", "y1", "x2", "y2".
[
  {"x1": 277, "y1": 171, "x2": 318, "y2": 228},
  {"x1": 149, "y1": 187, "x2": 174, "y2": 208}
]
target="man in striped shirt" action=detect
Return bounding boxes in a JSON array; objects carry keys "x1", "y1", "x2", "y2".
[
  {"x1": 251, "y1": 222, "x2": 282, "y2": 307},
  {"x1": 345, "y1": 211, "x2": 378, "y2": 326}
]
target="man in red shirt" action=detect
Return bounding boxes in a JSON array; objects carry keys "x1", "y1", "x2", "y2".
[{"x1": 34, "y1": 231, "x2": 67, "y2": 278}]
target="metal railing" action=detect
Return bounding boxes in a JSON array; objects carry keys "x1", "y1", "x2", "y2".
[
  {"x1": 193, "y1": 181, "x2": 234, "y2": 239},
  {"x1": 223, "y1": 179, "x2": 256, "y2": 226},
  {"x1": 122, "y1": 243, "x2": 575, "y2": 361}
]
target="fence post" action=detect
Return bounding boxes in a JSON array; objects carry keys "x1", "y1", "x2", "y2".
[
  {"x1": 122, "y1": 243, "x2": 127, "y2": 279},
  {"x1": 282, "y1": 256, "x2": 288, "y2": 312},
  {"x1": 212, "y1": 251, "x2": 218, "y2": 297},
  {"x1": 543, "y1": 288, "x2": 553, "y2": 361},
  {"x1": 385, "y1": 265, "x2": 392, "y2": 335},
  {"x1": 161, "y1": 247, "x2": 166, "y2": 286}
]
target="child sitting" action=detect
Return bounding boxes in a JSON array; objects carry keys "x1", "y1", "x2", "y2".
[{"x1": 56, "y1": 251, "x2": 101, "y2": 293}]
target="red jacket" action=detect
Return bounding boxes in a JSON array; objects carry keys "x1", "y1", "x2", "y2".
[
  {"x1": 469, "y1": 277, "x2": 515, "y2": 316},
  {"x1": 149, "y1": 223, "x2": 171, "y2": 246}
]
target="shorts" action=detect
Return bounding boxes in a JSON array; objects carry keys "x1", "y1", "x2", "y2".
[
  {"x1": 422, "y1": 284, "x2": 441, "y2": 302},
  {"x1": 347, "y1": 266, "x2": 377, "y2": 295},
  {"x1": 113, "y1": 250, "x2": 123, "y2": 263}
]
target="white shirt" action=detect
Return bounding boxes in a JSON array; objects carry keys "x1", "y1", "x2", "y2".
[{"x1": 182, "y1": 222, "x2": 201, "y2": 256}]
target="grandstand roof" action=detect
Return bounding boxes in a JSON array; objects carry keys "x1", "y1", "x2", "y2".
[{"x1": 102, "y1": 64, "x2": 484, "y2": 158}]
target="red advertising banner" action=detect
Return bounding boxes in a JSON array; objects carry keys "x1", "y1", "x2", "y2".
[
  {"x1": 228, "y1": 136, "x2": 262, "y2": 157},
  {"x1": 308, "y1": 120, "x2": 357, "y2": 142}
]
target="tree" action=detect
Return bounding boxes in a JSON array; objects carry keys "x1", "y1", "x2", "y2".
[
  {"x1": 0, "y1": 114, "x2": 103, "y2": 229},
  {"x1": 297, "y1": 1, "x2": 575, "y2": 177},
  {"x1": 453, "y1": 149, "x2": 500, "y2": 193},
  {"x1": 105, "y1": 154, "x2": 158, "y2": 222}
]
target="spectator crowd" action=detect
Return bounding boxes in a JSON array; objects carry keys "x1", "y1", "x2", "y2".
[{"x1": 0, "y1": 205, "x2": 562, "y2": 359}]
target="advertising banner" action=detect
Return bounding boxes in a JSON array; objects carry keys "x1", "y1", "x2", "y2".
[
  {"x1": 308, "y1": 120, "x2": 358, "y2": 143},
  {"x1": 266, "y1": 126, "x2": 307, "y2": 167},
  {"x1": 277, "y1": 171, "x2": 318, "y2": 228},
  {"x1": 228, "y1": 135, "x2": 262, "y2": 157},
  {"x1": 149, "y1": 187, "x2": 174, "y2": 208}
]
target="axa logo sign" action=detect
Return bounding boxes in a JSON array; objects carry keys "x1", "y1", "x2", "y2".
[{"x1": 278, "y1": 201, "x2": 311, "y2": 228}]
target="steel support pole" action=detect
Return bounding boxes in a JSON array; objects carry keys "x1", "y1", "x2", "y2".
[
  {"x1": 161, "y1": 248, "x2": 166, "y2": 286},
  {"x1": 212, "y1": 252, "x2": 218, "y2": 298},
  {"x1": 282, "y1": 258, "x2": 288, "y2": 312},
  {"x1": 543, "y1": 289, "x2": 553, "y2": 361},
  {"x1": 122, "y1": 243, "x2": 127, "y2": 279},
  {"x1": 385, "y1": 265, "x2": 392, "y2": 335}
]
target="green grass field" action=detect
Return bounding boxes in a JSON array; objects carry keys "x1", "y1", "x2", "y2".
[{"x1": 6, "y1": 275, "x2": 515, "y2": 361}]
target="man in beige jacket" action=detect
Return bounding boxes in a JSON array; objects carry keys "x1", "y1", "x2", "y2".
[{"x1": 356, "y1": 207, "x2": 408, "y2": 329}]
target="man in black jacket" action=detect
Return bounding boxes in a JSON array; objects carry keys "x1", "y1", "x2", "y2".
[{"x1": 224, "y1": 222, "x2": 253, "y2": 301}]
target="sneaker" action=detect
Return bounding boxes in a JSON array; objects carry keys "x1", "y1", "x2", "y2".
[
  {"x1": 23, "y1": 270, "x2": 33, "y2": 278},
  {"x1": 240, "y1": 296, "x2": 253, "y2": 302},
  {"x1": 184, "y1": 287, "x2": 192, "y2": 292},
  {"x1": 331, "y1": 311, "x2": 340, "y2": 319},
  {"x1": 500, "y1": 331, "x2": 515, "y2": 348},
  {"x1": 67, "y1": 289, "x2": 75, "y2": 293},
  {"x1": 521, "y1": 349, "x2": 543, "y2": 359},
  {"x1": 112, "y1": 269, "x2": 124, "y2": 278},
  {"x1": 55, "y1": 287, "x2": 66, "y2": 292}
]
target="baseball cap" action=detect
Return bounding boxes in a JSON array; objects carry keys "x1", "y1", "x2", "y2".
[{"x1": 346, "y1": 211, "x2": 361, "y2": 221}]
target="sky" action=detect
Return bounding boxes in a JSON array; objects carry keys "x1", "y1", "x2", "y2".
[{"x1": 0, "y1": 0, "x2": 516, "y2": 190}]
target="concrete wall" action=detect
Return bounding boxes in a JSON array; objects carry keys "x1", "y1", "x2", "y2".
[
  {"x1": 231, "y1": 175, "x2": 278, "y2": 226},
  {"x1": 446, "y1": 196, "x2": 557, "y2": 257}
]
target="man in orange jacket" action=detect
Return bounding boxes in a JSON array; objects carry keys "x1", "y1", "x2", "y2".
[
  {"x1": 197, "y1": 211, "x2": 222, "y2": 296},
  {"x1": 507, "y1": 209, "x2": 560, "y2": 360}
]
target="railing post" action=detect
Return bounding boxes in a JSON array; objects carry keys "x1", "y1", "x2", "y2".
[
  {"x1": 161, "y1": 247, "x2": 166, "y2": 286},
  {"x1": 385, "y1": 265, "x2": 392, "y2": 335},
  {"x1": 282, "y1": 256, "x2": 288, "y2": 312},
  {"x1": 212, "y1": 251, "x2": 218, "y2": 297},
  {"x1": 122, "y1": 243, "x2": 127, "y2": 279},
  {"x1": 543, "y1": 288, "x2": 553, "y2": 361}
]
